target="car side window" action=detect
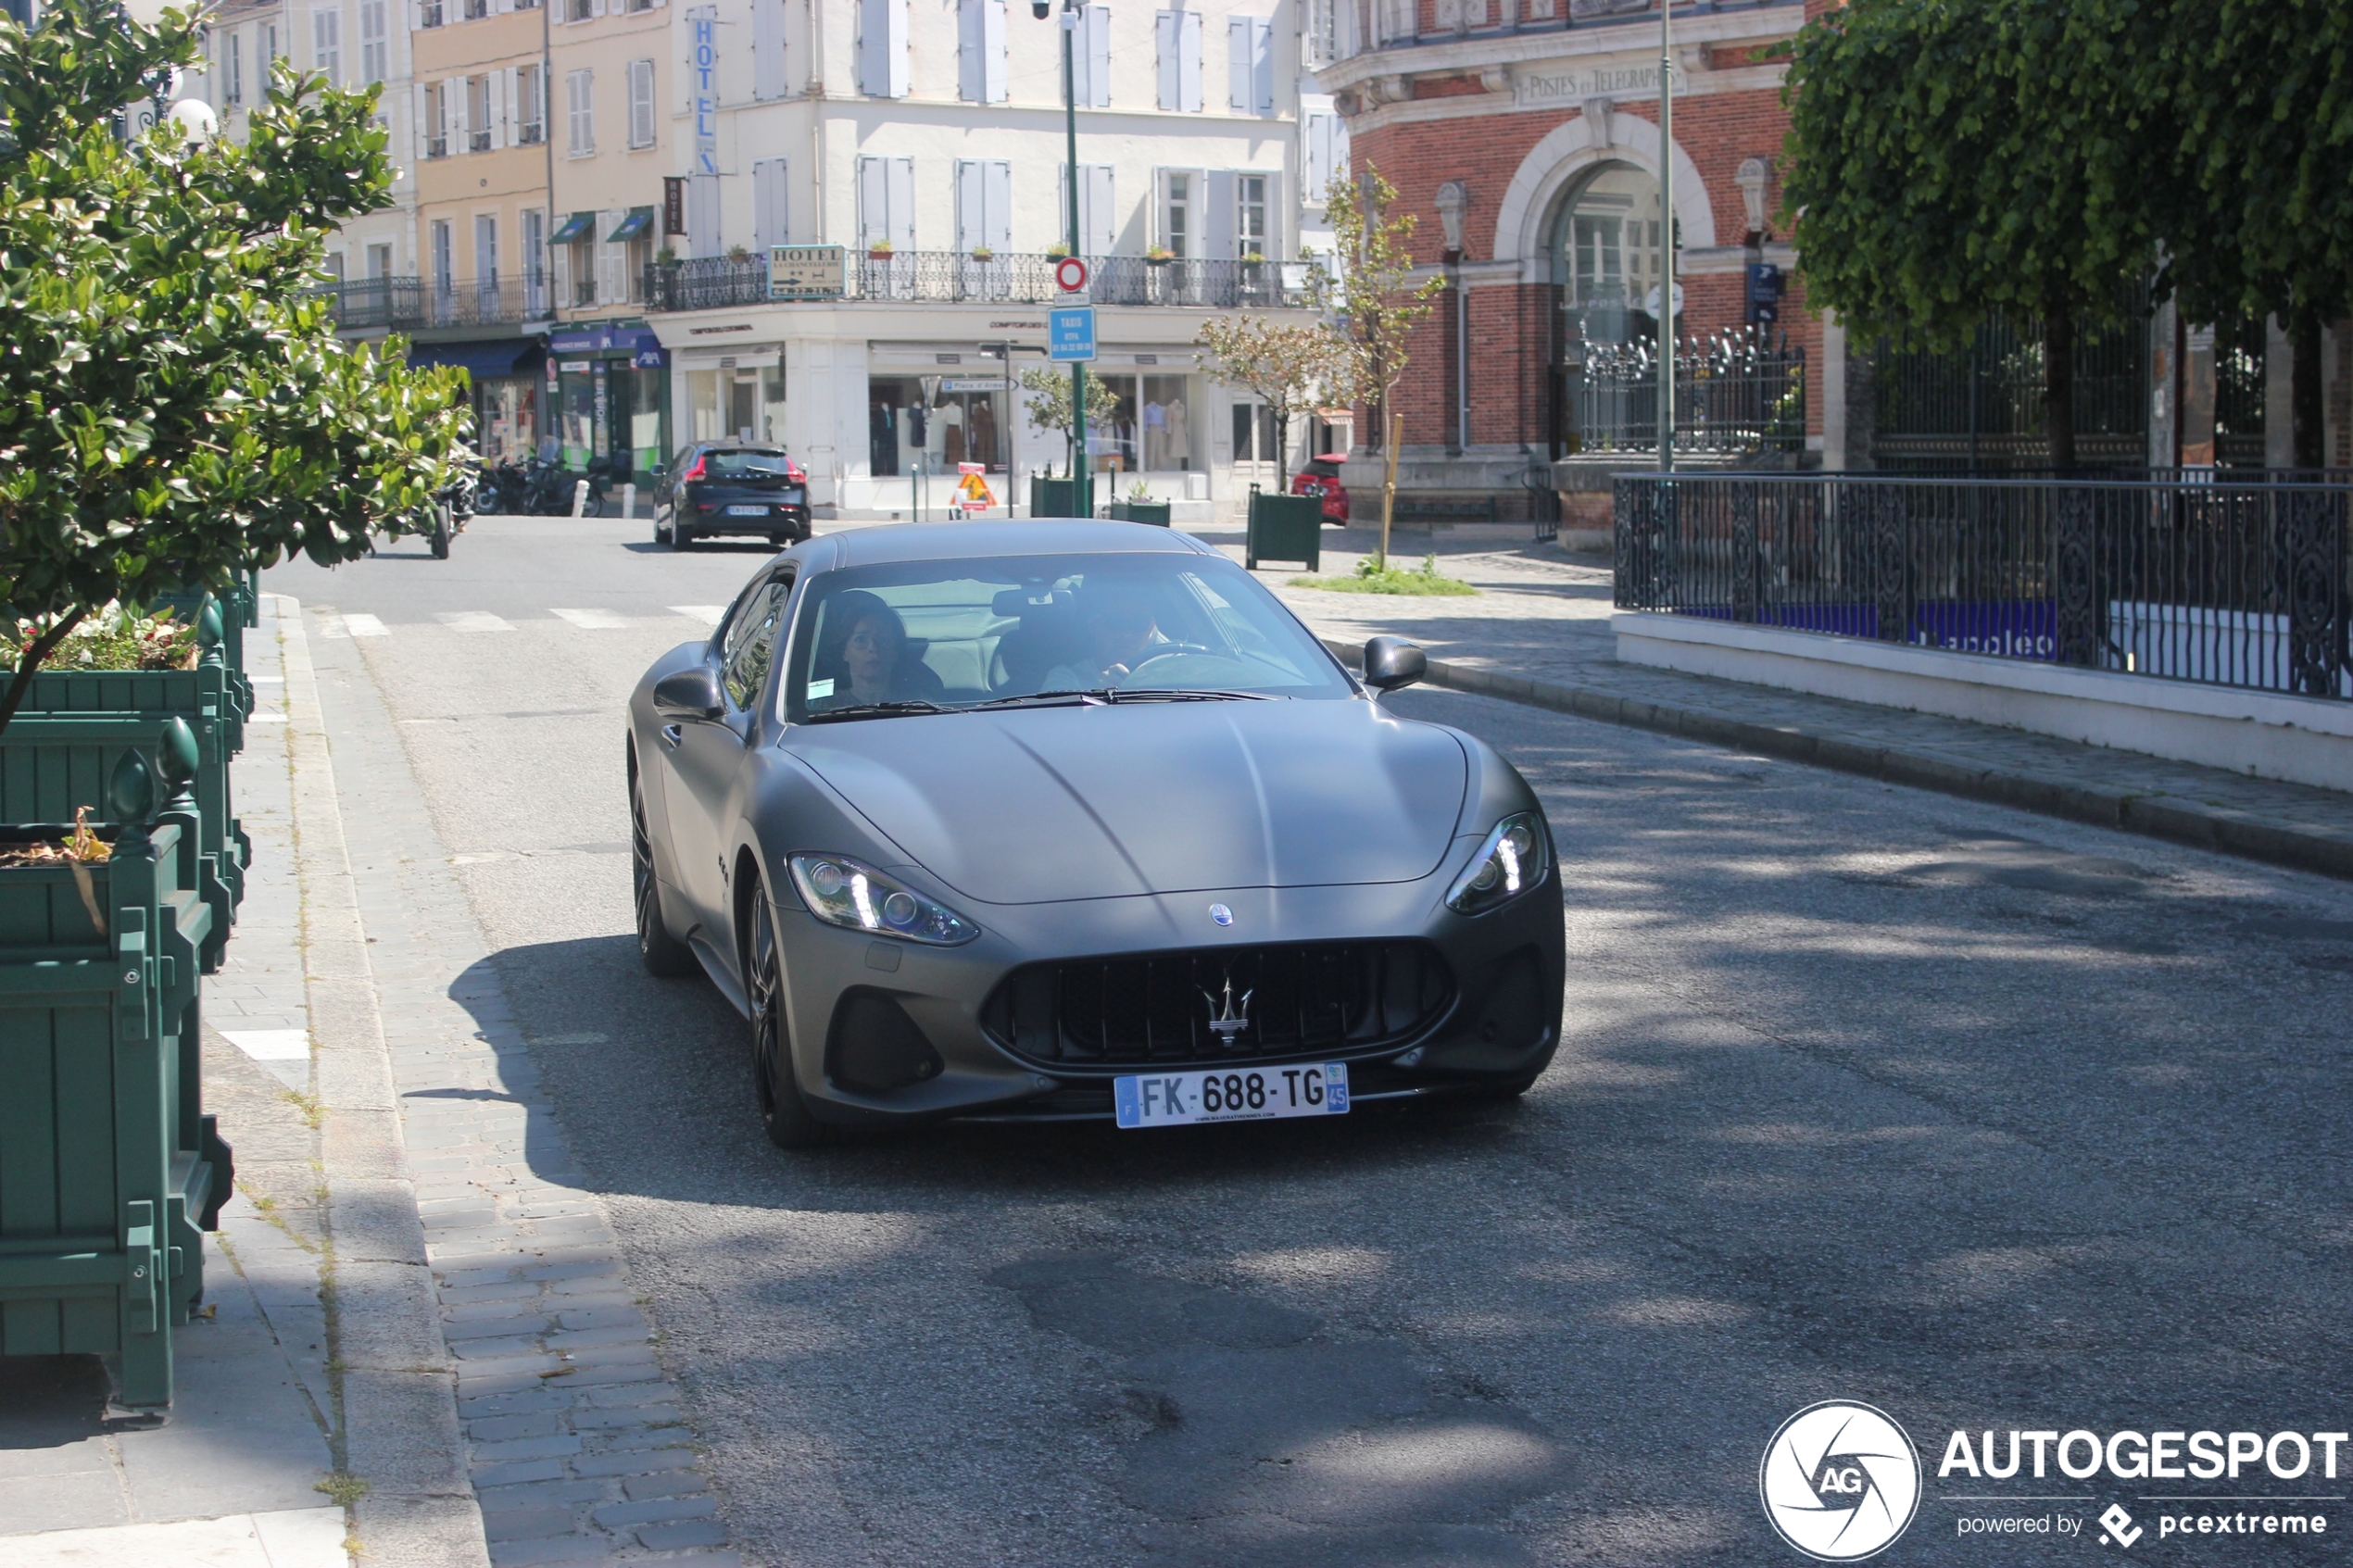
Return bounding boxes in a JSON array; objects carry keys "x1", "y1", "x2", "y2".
[{"x1": 722, "y1": 573, "x2": 793, "y2": 711}]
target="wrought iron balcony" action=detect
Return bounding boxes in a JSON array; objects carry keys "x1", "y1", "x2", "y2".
[
  {"x1": 309, "y1": 275, "x2": 551, "y2": 332},
  {"x1": 643, "y1": 252, "x2": 1313, "y2": 313}
]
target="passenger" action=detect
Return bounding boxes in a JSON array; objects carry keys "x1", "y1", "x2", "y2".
[
  {"x1": 812, "y1": 593, "x2": 946, "y2": 708},
  {"x1": 1040, "y1": 589, "x2": 1169, "y2": 691}
]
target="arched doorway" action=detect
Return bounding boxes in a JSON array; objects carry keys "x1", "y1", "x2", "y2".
[{"x1": 1544, "y1": 162, "x2": 1671, "y2": 457}]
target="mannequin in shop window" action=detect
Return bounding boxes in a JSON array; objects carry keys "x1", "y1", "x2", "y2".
[
  {"x1": 942, "y1": 401, "x2": 966, "y2": 468},
  {"x1": 970, "y1": 398, "x2": 998, "y2": 470}
]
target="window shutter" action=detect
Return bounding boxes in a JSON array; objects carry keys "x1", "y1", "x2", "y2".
[
  {"x1": 1178, "y1": 11, "x2": 1202, "y2": 112},
  {"x1": 1227, "y1": 17, "x2": 1249, "y2": 112},
  {"x1": 982, "y1": 0, "x2": 1006, "y2": 104},
  {"x1": 445, "y1": 75, "x2": 466, "y2": 143},
  {"x1": 888, "y1": 156, "x2": 915, "y2": 252},
  {"x1": 861, "y1": 0, "x2": 907, "y2": 97},
  {"x1": 754, "y1": 0, "x2": 786, "y2": 100},
  {"x1": 487, "y1": 69, "x2": 505, "y2": 149},
  {"x1": 412, "y1": 82, "x2": 430, "y2": 159},
  {"x1": 1302, "y1": 112, "x2": 1328, "y2": 204},
  {"x1": 1156, "y1": 12, "x2": 1177, "y2": 109},
  {"x1": 858, "y1": 155, "x2": 887, "y2": 248},
  {"x1": 502, "y1": 67, "x2": 519, "y2": 145},
  {"x1": 755, "y1": 158, "x2": 788, "y2": 251},
  {"x1": 1252, "y1": 19, "x2": 1273, "y2": 116},
  {"x1": 956, "y1": 158, "x2": 984, "y2": 253},
  {"x1": 1085, "y1": 164, "x2": 1114, "y2": 255},
  {"x1": 598, "y1": 210, "x2": 623, "y2": 302},
  {"x1": 986, "y1": 160, "x2": 1012, "y2": 253},
  {"x1": 551, "y1": 241, "x2": 571, "y2": 306},
  {"x1": 1085, "y1": 6, "x2": 1109, "y2": 107},
  {"x1": 958, "y1": 0, "x2": 981, "y2": 103},
  {"x1": 1205, "y1": 169, "x2": 1236, "y2": 258}
]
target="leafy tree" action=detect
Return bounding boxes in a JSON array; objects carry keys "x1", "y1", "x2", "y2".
[
  {"x1": 1018, "y1": 364, "x2": 1092, "y2": 477},
  {"x1": 2151, "y1": 0, "x2": 2353, "y2": 467},
  {"x1": 0, "y1": 0, "x2": 468, "y2": 736},
  {"x1": 1193, "y1": 317, "x2": 1353, "y2": 488},
  {"x1": 1782, "y1": 0, "x2": 2155, "y2": 469},
  {"x1": 1309, "y1": 167, "x2": 1444, "y2": 561}
]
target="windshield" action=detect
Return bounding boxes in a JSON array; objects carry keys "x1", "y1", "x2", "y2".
[
  {"x1": 703, "y1": 449, "x2": 796, "y2": 478},
  {"x1": 779, "y1": 552, "x2": 1352, "y2": 721}
]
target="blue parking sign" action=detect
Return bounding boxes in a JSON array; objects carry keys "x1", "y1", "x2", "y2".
[{"x1": 1048, "y1": 306, "x2": 1097, "y2": 363}]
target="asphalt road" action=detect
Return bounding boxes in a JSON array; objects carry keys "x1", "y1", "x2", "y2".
[{"x1": 268, "y1": 517, "x2": 2353, "y2": 1567}]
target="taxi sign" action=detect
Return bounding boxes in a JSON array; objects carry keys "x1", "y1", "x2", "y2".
[{"x1": 1048, "y1": 305, "x2": 1097, "y2": 363}]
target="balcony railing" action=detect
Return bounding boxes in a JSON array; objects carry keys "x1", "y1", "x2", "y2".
[
  {"x1": 310, "y1": 275, "x2": 548, "y2": 332},
  {"x1": 644, "y1": 252, "x2": 1313, "y2": 313}
]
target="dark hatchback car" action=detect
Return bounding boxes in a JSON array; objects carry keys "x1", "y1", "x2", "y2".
[{"x1": 652, "y1": 442, "x2": 812, "y2": 549}]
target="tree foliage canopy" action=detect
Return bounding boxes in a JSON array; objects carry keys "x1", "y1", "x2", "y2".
[
  {"x1": 0, "y1": 0, "x2": 468, "y2": 723},
  {"x1": 1193, "y1": 316, "x2": 1352, "y2": 487}
]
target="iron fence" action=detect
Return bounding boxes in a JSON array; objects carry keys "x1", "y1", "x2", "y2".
[
  {"x1": 1615, "y1": 472, "x2": 2352, "y2": 699},
  {"x1": 1567, "y1": 328, "x2": 1806, "y2": 456},
  {"x1": 643, "y1": 252, "x2": 1312, "y2": 313}
]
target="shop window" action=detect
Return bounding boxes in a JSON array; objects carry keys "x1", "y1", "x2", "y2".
[
  {"x1": 1142, "y1": 375, "x2": 1194, "y2": 470},
  {"x1": 692, "y1": 364, "x2": 778, "y2": 446},
  {"x1": 1550, "y1": 162, "x2": 1666, "y2": 347},
  {"x1": 1230, "y1": 400, "x2": 1279, "y2": 465}
]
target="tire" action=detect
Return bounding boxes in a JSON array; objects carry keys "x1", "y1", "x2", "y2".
[
  {"x1": 430, "y1": 511, "x2": 451, "y2": 559},
  {"x1": 769, "y1": 533, "x2": 791, "y2": 548},
  {"x1": 747, "y1": 895, "x2": 834, "y2": 1149},
  {"x1": 653, "y1": 515, "x2": 673, "y2": 548},
  {"x1": 631, "y1": 777, "x2": 699, "y2": 978}
]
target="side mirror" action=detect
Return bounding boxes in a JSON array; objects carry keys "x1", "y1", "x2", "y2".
[
  {"x1": 1362, "y1": 636, "x2": 1427, "y2": 694},
  {"x1": 653, "y1": 666, "x2": 724, "y2": 721}
]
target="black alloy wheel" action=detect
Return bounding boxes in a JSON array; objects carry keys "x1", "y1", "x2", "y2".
[
  {"x1": 631, "y1": 774, "x2": 698, "y2": 978},
  {"x1": 748, "y1": 894, "x2": 832, "y2": 1149}
]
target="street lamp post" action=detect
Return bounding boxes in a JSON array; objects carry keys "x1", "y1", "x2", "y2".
[{"x1": 1047, "y1": 0, "x2": 1089, "y2": 511}]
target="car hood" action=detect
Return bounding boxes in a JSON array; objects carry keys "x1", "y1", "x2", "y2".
[{"x1": 784, "y1": 699, "x2": 1467, "y2": 906}]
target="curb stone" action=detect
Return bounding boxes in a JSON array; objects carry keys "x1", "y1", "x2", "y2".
[{"x1": 1324, "y1": 637, "x2": 2353, "y2": 883}]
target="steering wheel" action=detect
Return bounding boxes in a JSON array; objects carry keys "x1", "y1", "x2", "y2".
[{"x1": 1121, "y1": 644, "x2": 1217, "y2": 680}]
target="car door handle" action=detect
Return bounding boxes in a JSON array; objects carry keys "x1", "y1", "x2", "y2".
[{"x1": 660, "y1": 723, "x2": 684, "y2": 749}]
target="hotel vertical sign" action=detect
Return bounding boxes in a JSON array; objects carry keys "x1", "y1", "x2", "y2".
[{"x1": 688, "y1": 6, "x2": 719, "y2": 178}]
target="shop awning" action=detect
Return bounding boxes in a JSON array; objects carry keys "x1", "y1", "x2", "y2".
[
  {"x1": 549, "y1": 210, "x2": 597, "y2": 245},
  {"x1": 608, "y1": 207, "x2": 656, "y2": 243},
  {"x1": 408, "y1": 340, "x2": 546, "y2": 383}
]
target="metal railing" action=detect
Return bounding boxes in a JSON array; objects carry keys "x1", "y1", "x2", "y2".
[
  {"x1": 643, "y1": 252, "x2": 1313, "y2": 313},
  {"x1": 1567, "y1": 328, "x2": 1806, "y2": 456},
  {"x1": 309, "y1": 275, "x2": 547, "y2": 331},
  {"x1": 1615, "y1": 472, "x2": 2353, "y2": 698}
]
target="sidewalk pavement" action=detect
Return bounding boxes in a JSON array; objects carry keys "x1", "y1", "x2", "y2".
[{"x1": 1206, "y1": 521, "x2": 2353, "y2": 881}]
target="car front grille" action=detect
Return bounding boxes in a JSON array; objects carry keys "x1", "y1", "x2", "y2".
[{"x1": 980, "y1": 940, "x2": 1454, "y2": 1071}]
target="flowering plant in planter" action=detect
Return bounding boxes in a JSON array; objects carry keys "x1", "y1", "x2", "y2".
[
  {"x1": 866, "y1": 239, "x2": 895, "y2": 257},
  {"x1": 1145, "y1": 245, "x2": 1174, "y2": 265},
  {"x1": 1045, "y1": 242, "x2": 1071, "y2": 259},
  {"x1": 969, "y1": 245, "x2": 994, "y2": 261},
  {"x1": 3, "y1": 606, "x2": 198, "y2": 674}
]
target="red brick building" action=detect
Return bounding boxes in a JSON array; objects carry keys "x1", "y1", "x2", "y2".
[{"x1": 1315, "y1": 0, "x2": 1833, "y2": 533}]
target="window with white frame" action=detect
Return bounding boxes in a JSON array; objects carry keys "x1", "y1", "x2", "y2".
[
  {"x1": 1237, "y1": 173, "x2": 1269, "y2": 260},
  {"x1": 418, "y1": 0, "x2": 442, "y2": 28},
  {"x1": 311, "y1": 8, "x2": 341, "y2": 90},
  {"x1": 464, "y1": 0, "x2": 486, "y2": 21},
  {"x1": 517, "y1": 65, "x2": 545, "y2": 144},
  {"x1": 1304, "y1": 0, "x2": 1339, "y2": 65},
  {"x1": 467, "y1": 75, "x2": 492, "y2": 151},
  {"x1": 422, "y1": 79, "x2": 447, "y2": 157},
  {"x1": 627, "y1": 58, "x2": 654, "y2": 147},
  {"x1": 223, "y1": 31, "x2": 243, "y2": 105},
  {"x1": 1227, "y1": 15, "x2": 1271, "y2": 116},
  {"x1": 1155, "y1": 10, "x2": 1201, "y2": 111},
  {"x1": 522, "y1": 209, "x2": 547, "y2": 313},
  {"x1": 566, "y1": 69, "x2": 593, "y2": 155},
  {"x1": 431, "y1": 219, "x2": 453, "y2": 294},
  {"x1": 568, "y1": 0, "x2": 591, "y2": 23},
  {"x1": 1160, "y1": 170, "x2": 1191, "y2": 258},
  {"x1": 359, "y1": 0, "x2": 385, "y2": 83},
  {"x1": 475, "y1": 215, "x2": 499, "y2": 290},
  {"x1": 262, "y1": 22, "x2": 279, "y2": 62},
  {"x1": 957, "y1": 0, "x2": 1005, "y2": 105}
]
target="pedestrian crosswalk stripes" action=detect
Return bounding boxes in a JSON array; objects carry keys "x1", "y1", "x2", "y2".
[
  {"x1": 669, "y1": 605, "x2": 730, "y2": 624},
  {"x1": 343, "y1": 613, "x2": 389, "y2": 638},
  {"x1": 435, "y1": 610, "x2": 515, "y2": 633},
  {"x1": 548, "y1": 607, "x2": 630, "y2": 630}
]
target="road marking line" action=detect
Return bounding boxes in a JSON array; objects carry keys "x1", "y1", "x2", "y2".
[
  {"x1": 548, "y1": 607, "x2": 629, "y2": 630},
  {"x1": 220, "y1": 1028, "x2": 311, "y2": 1061},
  {"x1": 670, "y1": 605, "x2": 730, "y2": 624},
  {"x1": 436, "y1": 610, "x2": 516, "y2": 633},
  {"x1": 342, "y1": 613, "x2": 390, "y2": 638}
]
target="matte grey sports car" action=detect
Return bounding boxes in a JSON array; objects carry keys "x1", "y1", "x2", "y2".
[{"x1": 627, "y1": 521, "x2": 1564, "y2": 1147}]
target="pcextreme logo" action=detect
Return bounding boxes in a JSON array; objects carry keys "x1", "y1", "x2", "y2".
[{"x1": 1761, "y1": 1401, "x2": 1924, "y2": 1562}]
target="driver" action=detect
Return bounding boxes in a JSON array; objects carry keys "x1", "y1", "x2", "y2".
[{"x1": 1041, "y1": 589, "x2": 1167, "y2": 691}]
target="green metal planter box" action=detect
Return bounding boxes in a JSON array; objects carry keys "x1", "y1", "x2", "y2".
[
  {"x1": 1031, "y1": 477, "x2": 1090, "y2": 519},
  {"x1": 1109, "y1": 499, "x2": 1173, "y2": 527},
  {"x1": 0, "y1": 750, "x2": 233, "y2": 1408},
  {"x1": 5, "y1": 610, "x2": 250, "y2": 933},
  {"x1": 1245, "y1": 490, "x2": 1324, "y2": 571},
  {"x1": 153, "y1": 586, "x2": 257, "y2": 719}
]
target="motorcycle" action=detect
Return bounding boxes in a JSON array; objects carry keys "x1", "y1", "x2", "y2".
[
  {"x1": 428, "y1": 464, "x2": 478, "y2": 559},
  {"x1": 517, "y1": 454, "x2": 612, "y2": 516}
]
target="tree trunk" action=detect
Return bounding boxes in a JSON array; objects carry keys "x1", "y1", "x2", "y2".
[
  {"x1": 0, "y1": 608, "x2": 89, "y2": 745},
  {"x1": 2043, "y1": 300, "x2": 2077, "y2": 472},
  {"x1": 2293, "y1": 307, "x2": 2325, "y2": 470}
]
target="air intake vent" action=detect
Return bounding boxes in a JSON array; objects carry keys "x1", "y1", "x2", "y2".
[{"x1": 981, "y1": 941, "x2": 1453, "y2": 1071}]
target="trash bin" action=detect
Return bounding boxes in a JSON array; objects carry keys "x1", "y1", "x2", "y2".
[
  {"x1": 1245, "y1": 489, "x2": 1324, "y2": 571},
  {"x1": 1030, "y1": 477, "x2": 1088, "y2": 518}
]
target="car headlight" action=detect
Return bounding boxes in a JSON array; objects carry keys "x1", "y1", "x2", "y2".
[
  {"x1": 1444, "y1": 813, "x2": 1548, "y2": 915},
  {"x1": 786, "y1": 854, "x2": 981, "y2": 946}
]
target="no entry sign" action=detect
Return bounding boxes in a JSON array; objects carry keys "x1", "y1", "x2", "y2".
[{"x1": 1054, "y1": 257, "x2": 1088, "y2": 294}]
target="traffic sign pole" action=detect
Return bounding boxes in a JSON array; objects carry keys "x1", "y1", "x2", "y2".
[{"x1": 1062, "y1": 7, "x2": 1087, "y2": 514}]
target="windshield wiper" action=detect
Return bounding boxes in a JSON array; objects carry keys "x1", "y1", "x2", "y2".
[
  {"x1": 963, "y1": 688, "x2": 1115, "y2": 710},
  {"x1": 1106, "y1": 688, "x2": 1280, "y2": 702},
  {"x1": 802, "y1": 699, "x2": 950, "y2": 723},
  {"x1": 963, "y1": 687, "x2": 1280, "y2": 711}
]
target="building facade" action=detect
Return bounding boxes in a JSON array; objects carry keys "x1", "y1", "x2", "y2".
[
  {"x1": 632, "y1": 0, "x2": 1349, "y2": 520},
  {"x1": 1315, "y1": 0, "x2": 1818, "y2": 528}
]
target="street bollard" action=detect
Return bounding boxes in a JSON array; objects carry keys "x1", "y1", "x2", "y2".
[
  {"x1": 621, "y1": 483, "x2": 636, "y2": 521},
  {"x1": 571, "y1": 479, "x2": 588, "y2": 519}
]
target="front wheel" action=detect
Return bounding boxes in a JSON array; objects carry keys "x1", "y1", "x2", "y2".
[
  {"x1": 429, "y1": 509, "x2": 451, "y2": 559},
  {"x1": 748, "y1": 895, "x2": 834, "y2": 1149},
  {"x1": 631, "y1": 777, "x2": 698, "y2": 978},
  {"x1": 653, "y1": 514, "x2": 674, "y2": 548}
]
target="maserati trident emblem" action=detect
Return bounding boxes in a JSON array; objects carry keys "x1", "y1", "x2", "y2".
[
  {"x1": 1202, "y1": 972, "x2": 1253, "y2": 1044},
  {"x1": 1208, "y1": 903, "x2": 1234, "y2": 927}
]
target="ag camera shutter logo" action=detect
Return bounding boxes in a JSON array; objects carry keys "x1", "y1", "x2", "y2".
[{"x1": 1761, "y1": 1401, "x2": 1922, "y2": 1561}]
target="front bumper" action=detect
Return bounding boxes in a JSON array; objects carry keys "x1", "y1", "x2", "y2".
[{"x1": 769, "y1": 870, "x2": 1565, "y2": 1127}]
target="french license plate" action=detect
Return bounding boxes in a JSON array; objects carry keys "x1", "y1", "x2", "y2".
[
  {"x1": 726, "y1": 504, "x2": 769, "y2": 516},
  {"x1": 1114, "y1": 1062, "x2": 1350, "y2": 1129}
]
